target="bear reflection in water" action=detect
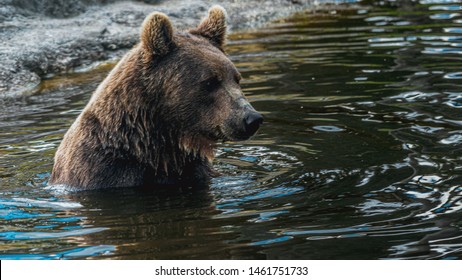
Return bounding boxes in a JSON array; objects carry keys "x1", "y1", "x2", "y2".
[{"x1": 49, "y1": 6, "x2": 263, "y2": 190}]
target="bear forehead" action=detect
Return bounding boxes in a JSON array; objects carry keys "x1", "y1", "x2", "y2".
[
  {"x1": 176, "y1": 31, "x2": 215, "y2": 47},
  {"x1": 174, "y1": 32, "x2": 236, "y2": 71}
]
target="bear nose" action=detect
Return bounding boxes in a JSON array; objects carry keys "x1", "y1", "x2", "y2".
[{"x1": 244, "y1": 111, "x2": 264, "y2": 137}]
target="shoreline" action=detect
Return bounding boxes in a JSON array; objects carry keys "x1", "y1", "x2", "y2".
[{"x1": 0, "y1": 0, "x2": 319, "y2": 96}]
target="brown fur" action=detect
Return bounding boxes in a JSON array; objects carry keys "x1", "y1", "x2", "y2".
[
  {"x1": 49, "y1": 6, "x2": 261, "y2": 190},
  {"x1": 190, "y1": 5, "x2": 227, "y2": 50}
]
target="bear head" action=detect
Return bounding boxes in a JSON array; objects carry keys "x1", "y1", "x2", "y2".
[{"x1": 137, "y1": 6, "x2": 263, "y2": 160}]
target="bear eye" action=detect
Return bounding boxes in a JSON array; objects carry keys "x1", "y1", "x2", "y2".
[
  {"x1": 202, "y1": 76, "x2": 221, "y2": 92},
  {"x1": 235, "y1": 74, "x2": 241, "y2": 85}
]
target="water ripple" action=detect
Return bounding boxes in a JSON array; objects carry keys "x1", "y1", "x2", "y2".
[
  {"x1": 0, "y1": 227, "x2": 108, "y2": 240},
  {"x1": 0, "y1": 245, "x2": 115, "y2": 260},
  {"x1": 444, "y1": 72, "x2": 462, "y2": 79},
  {"x1": 429, "y1": 5, "x2": 462, "y2": 11},
  {"x1": 430, "y1": 13, "x2": 461, "y2": 19}
]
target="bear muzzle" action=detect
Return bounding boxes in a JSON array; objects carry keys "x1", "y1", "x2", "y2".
[{"x1": 243, "y1": 111, "x2": 264, "y2": 138}]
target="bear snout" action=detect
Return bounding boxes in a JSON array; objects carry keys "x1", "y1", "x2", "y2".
[{"x1": 243, "y1": 111, "x2": 264, "y2": 138}]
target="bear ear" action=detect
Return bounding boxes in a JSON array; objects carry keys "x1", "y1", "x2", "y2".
[
  {"x1": 141, "y1": 12, "x2": 175, "y2": 58},
  {"x1": 190, "y1": 5, "x2": 227, "y2": 49}
]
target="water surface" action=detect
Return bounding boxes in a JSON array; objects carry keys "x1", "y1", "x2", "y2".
[{"x1": 1, "y1": 0, "x2": 462, "y2": 259}]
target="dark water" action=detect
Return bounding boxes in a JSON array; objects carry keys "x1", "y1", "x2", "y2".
[{"x1": 1, "y1": 0, "x2": 462, "y2": 259}]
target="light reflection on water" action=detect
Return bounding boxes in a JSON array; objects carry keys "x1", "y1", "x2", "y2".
[{"x1": 1, "y1": 0, "x2": 462, "y2": 259}]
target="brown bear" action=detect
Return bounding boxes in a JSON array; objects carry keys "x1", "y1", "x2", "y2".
[{"x1": 49, "y1": 6, "x2": 263, "y2": 190}]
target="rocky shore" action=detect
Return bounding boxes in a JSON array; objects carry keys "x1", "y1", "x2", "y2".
[{"x1": 0, "y1": 0, "x2": 316, "y2": 96}]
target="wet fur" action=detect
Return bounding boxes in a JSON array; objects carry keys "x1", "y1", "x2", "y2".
[{"x1": 50, "y1": 6, "x2": 236, "y2": 189}]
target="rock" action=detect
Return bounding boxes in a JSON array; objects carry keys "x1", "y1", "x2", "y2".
[{"x1": 0, "y1": 0, "x2": 314, "y2": 96}]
